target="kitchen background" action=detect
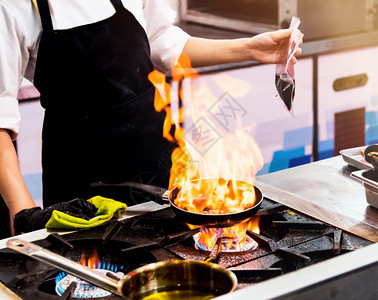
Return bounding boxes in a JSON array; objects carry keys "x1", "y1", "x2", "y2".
[{"x1": 4, "y1": 0, "x2": 378, "y2": 237}]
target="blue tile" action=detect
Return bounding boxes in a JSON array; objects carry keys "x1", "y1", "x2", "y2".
[
  {"x1": 366, "y1": 125, "x2": 378, "y2": 145},
  {"x1": 269, "y1": 148, "x2": 305, "y2": 172},
  {"x1": 257, "y1": 163, "x2": 270, "y2": 176},
  {"x1": 318, "y1": 149, "x2": 334, "y2": 160},
  {"x1": 366, "y1": 111, "x2": 377, "y2": 126},
  {"x1": 289, "y1": 155, "x2": 312, "y2": 168},
  {"x1": 22, "y1": 173, "x2": 42, "y2": 201},
  {"x1": 283, "y1": 126, "x2": 313, "y2": 149},
  {"x1": 319, "y1": 139, "x2": 334, "y2": 151}
]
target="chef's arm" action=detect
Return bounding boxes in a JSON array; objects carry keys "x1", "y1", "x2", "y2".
[
  {"x1": 182, "y1": 29, "x2": 302, "y2": 68},
  {"x1": 0, "y1": 129, "x2": 36, "y2": 216}
]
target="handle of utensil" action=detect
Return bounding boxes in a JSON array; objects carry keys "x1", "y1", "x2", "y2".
[
  {"x1": 6, "y1": 238, "x2": 122, "y2": 296},
  {"x1": 90, "y1": 181, "x2": 170, "y2": 205}
]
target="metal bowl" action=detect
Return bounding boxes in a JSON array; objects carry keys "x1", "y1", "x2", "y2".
[
  {"x1": 120, "y1": 260, "x2": 238, "y2": 300},
  {"x1": 351, "y1": 169, "x2": 378, "y2": 208}
]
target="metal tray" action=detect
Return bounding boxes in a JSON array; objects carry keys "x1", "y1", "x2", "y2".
[
  {"x1": 340, "y1": 146, "x2": 373, "y2": 170},
  {"x1": 351, "y1": 169, "x2": 378, "y2": 209}
]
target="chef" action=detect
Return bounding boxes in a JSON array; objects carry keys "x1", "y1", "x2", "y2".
[{"x1": 0, "y1": 0, "x2": 302, "y2": 230}]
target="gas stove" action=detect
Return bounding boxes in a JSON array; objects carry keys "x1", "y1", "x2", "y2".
[
  {"x1": 0, "y1": 197, "x2": 375, "y2": 300},
  {"x1": 0, "y1": 156, "x2": 377, "y2": 299}
]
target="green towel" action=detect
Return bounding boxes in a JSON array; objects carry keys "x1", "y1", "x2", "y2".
[{"x1": 45, "y1": 196, "x2": 127, "y2": 229}]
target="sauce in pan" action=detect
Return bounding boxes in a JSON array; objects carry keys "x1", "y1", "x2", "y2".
[{"x1": 143, "y1": 290, "x2": 215, "y2": 300}]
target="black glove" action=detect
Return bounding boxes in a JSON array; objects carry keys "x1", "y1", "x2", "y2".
[{"x1": 14, "y1": 198, "x2": 98, "y2": 233}]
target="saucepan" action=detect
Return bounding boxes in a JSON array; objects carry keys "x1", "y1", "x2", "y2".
[
  {"x1": 91, "y1": 178, "x2": 263, "y2": 227},
  {"x1": 7, "y1": 238, "x2": 237, "y2": 299}
]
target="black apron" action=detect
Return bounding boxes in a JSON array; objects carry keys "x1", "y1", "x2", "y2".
[{"x1": 34, "y1": 0, "x2": 174, "y2": 207}]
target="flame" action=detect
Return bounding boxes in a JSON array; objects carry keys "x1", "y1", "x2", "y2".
[
  {"x1": 148, "y1": 53, "x2": 196, "y2": 146},
  {"x1": 188, "y1": 217, "x2": 260, "y2": 251},
  {"x1": 149, "y1": 53, "x2": 264, "y2": 251},
  {"x1": 175, "y1": 178, "x2": 258, "y2": 215},
  {"x1": 80, "y1": 247, "x2": 100, "y2": 269}
]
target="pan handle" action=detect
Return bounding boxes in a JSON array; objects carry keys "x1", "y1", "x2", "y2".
[
  {"x1": 90, "y1": 181, "x2": 169, "y2": 205},
  {"x1": 6, "y1": 238, "x2": 122, "y2": 297}
]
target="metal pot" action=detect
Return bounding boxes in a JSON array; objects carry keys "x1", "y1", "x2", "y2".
[
  {"x1": 6, "y1": 238, "x2": 237, "y2": 299},
  {"x1": 91, "y1": 178, "x2": 263, "y2": 227}
]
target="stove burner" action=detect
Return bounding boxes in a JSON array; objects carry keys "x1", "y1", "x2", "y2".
[
  {"x1": 55, "y1": 269, "x2": 124, "y2": 298},
  {"x1": 194, "y1": 228, "x2": 259, "y2": 252}
]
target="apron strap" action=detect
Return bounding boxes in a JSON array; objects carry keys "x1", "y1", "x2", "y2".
[
  {"x1": 109, "y1": 0, "x2": 124, "y2": 11},
  {"x1": 36, "y1": 0, "x2": 53, "y2": 32}
]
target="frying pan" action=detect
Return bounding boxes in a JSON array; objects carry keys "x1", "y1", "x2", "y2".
[
  {"x1": 6, "y1": 238, "x2": 237, "y2": 299},
  {"x1": 91, "y1": 178, "x2": 263, "y2": 227}
]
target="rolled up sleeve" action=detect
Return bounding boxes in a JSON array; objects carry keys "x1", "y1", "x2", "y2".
[{"x1": 143, "y1": 0, "x2": 190, "y2": 74}]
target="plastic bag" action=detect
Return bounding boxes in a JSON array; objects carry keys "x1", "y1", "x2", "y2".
[{"x1": 275, "y1": 16, "x2": 304, "y2": 112}]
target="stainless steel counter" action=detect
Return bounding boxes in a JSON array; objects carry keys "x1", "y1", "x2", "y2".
[
  {"x1": 255, "y1": 155, "x2": 378, "y2": 242},
  {"x1": 218, "y1": 155, "x2": 378, "y2": 300}
]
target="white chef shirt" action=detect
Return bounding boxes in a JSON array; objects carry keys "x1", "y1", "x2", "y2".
[{"x1": 0, "y1": 0, "x2": 190, "y2": 139}]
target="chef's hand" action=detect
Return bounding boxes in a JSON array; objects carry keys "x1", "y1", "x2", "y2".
[
  {"x1": 246, "y1": 29, "x2": 303, "y2": 64},
  {"x1": 182, "y1": 29, "x2": 303, "y2": 68},
  {"x1": 14, "y1": 198, "x2": 98, "y2": 233}
]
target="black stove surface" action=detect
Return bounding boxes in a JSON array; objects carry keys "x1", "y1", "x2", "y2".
[{"x1": 0, "y1": 198, "x2": 372, "y2": 299}]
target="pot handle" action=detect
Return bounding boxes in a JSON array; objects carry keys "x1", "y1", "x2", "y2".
[
  {"x1": 6, "y1": 238, "x2": 122, "y2": 297},
  {"x1": 90, "y1": 181, "x2": 169, "y2": 205}
]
